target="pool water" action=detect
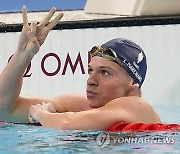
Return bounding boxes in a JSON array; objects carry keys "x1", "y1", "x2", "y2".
[
  {"x1": 0, "y1": 124, "x2": 180, "y2": 154},
  {"x1": 0, "y1": 106, "x2": 180, "y2": 154}
]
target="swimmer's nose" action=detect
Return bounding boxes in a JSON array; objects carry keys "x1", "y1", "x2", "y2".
[{"x1": 87, "y1": 73, "x2": 98, "y2": 87}]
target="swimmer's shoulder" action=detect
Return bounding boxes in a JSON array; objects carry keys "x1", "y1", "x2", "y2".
[
  {"x1": 103, "y1": 96, "x2": 161, "y2": 123},
  {"x1": 104, "y1": 96, "x2": 147, "y2": 107}
]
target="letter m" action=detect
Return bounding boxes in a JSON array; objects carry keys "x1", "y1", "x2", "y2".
[{"x1": 62, "y1": 52, "x2": 85, "y2": 75}]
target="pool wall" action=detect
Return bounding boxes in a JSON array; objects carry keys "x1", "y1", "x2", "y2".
[{"x1": 0, "y1": 14, "x2": 180, "y2": 107}]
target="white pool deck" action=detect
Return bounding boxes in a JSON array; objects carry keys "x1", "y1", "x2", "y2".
[
  {"x1": 0, "y1": 9, "x2": 123, "y2": 25},
  {"x1": 1, "y1": 0, "x2": 180, "y2": 24}
]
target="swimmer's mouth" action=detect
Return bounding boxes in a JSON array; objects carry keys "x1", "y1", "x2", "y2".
[{"x1": 86, "y1": 90, "x2": 98, "y2": 98}]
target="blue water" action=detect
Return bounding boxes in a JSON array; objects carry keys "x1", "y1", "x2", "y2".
[
  {"x1": 0, "y1": 106, "x2": 180, "y2": 154},
  {"x1": 0, "y1": 124, "x2": 179, "y2": 154}
]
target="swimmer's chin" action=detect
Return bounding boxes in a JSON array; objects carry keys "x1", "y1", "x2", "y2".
[{"x1": 87, "y1": 99, "x2": 103, "y2": 108}]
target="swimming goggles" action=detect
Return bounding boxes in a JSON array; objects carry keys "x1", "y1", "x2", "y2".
[{"x1": 89, "y1": 46, "x2": 123, "y2": 67}]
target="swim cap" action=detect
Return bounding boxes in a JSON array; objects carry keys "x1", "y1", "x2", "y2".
[{"x1": 101, "y1": 38, "x2": 147, "y2": 87}]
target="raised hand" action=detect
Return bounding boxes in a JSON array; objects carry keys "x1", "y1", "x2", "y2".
[{"x1": 17, "y1": 5, "x2": 63, "y2": 57}]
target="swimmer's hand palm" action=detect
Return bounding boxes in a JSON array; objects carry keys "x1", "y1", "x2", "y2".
[{"x1": 17, "y1": 6, "x2": 63, "y2": 56}]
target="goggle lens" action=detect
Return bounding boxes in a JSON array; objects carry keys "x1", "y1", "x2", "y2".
[{"x1": 89, "y1": 46, "x2": 123, "y2": 67}]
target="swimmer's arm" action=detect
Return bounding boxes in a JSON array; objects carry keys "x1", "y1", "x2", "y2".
[
  {"x1": 29, "y1": 97, "x2": 160, "y2": 130},
  {"x1": 0, "y1": 93, "x2": 89, "y2": 122},
  {"x1": 0, "y1": 7, "x2": 40, "y2": 116},
  {"x1": 0, "y1": 6, "x2": 63, "y2": 121},
  {"x1": 50, "y1": 94, "x2": 91, "y2": 113},
  {"x1": 0, "y1": 53, "x2": 33, "y2": 119},
  {"x1": 29, "y1": 104, "x2": 128, "y2": 130}
]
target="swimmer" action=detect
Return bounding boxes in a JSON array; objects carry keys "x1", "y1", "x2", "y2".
[{"x1": 0, "y1": 6, "x2": 160, "y2": 130}]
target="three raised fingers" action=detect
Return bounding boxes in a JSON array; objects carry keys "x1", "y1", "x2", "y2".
[{"x1": 22, "y1": 5, "x2": 63, "y2": 30}]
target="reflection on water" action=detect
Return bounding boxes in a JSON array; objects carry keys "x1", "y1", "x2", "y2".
[{"x1": 0, "y1": 123, "x2": 180, "y2": 153}]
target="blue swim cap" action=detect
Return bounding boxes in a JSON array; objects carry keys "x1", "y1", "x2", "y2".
[{"x1": 101, "y1": 38, "x2": 147, "y2": 87}]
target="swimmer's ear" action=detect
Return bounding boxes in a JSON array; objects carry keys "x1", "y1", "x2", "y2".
[
  {"x1": 132, "y1": 80, "x2": 137, "y2": 85},
  {"x1": 127, "y1": 82, "x2": 141, "y2": 96},
  {"x1": 133, "y1": 83, "x2": 139, "y2": 88},
  {"x1": 131, "y1": 82, "x2": 139, "y2": 90}
]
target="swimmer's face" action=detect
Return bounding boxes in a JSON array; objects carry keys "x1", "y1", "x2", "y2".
[{"x1": 86, "y1": 56, "x2": 134, "y2": 108}]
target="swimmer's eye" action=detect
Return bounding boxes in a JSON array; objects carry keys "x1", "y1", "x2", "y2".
[
  {"x1": 88, "y1": 68, "x2": 93, "y2": 74},
  {"x1": 101, "y1": 70, "x2": 110, "y2": 76}
]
